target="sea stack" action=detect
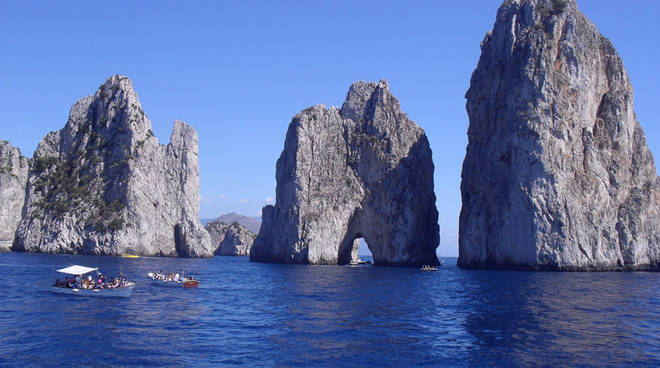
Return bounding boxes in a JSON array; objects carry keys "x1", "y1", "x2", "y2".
[
  {"x1": 459, "y1": 0, "x2": 660, "y2": 270},
  {"x1": 205, "y1": 220, "x2": 256, "y2": 256},
  {"x1": 0, "y1": 141, "x2": 29, "y2": 251},
  {"x1": 251, "y1": 80, "x2": 439, "y2": 266},
  {"x1": 13, "y1": 75, "x2": 213, "y2": 257}
]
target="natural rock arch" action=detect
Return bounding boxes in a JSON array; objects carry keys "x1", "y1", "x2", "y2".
[{"x1": 251, "y1": 80, "x2": 439, "y2": 266}]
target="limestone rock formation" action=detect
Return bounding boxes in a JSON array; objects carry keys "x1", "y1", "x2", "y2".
[
  {"x1": 459, "y1": 0, "x2": 659, "y2": 270},
  {"x1": 251, "y1": 80, "x2": 439, "y2": 266},
  {"x1": 13, "y1": 75, "x2": 213, "y2": 257},
  {"x1": 206, "y1": 220, "x2": 256, "y2": 256},
  {"x1": 0, "y1": 141, "x2": 29, "y2": 251},
  {"x1": 213, "y1": 212, "x2": 261, "y2": 234}
]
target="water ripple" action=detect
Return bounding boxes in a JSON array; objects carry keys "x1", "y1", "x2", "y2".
[{"x1": 0, "y1": 253, "x2": 658, "y2": 367}]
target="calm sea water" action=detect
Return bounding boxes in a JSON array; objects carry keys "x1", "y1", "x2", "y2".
[{"x1": 0, "y1": 252, "x2": 657, "y2": 367}]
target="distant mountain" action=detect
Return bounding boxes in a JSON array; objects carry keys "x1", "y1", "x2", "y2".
[{"x1": 202, "y1": 212, "x2": 261, "y2": 234}]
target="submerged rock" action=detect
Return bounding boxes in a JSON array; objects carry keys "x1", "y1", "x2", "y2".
[
  {"x1": 251, "y1": 80, "x2": 439, "y2": 266},
  {"x1": 206, "y1": 220, "x2": 256, "y2": 256},
  {"x1": 459, "y1": 0, "x2": 659, "y2": 270},
  {"x1": 0, "y1": 141, "x2": 29, "y2": 251},
  {"x1": 13, "y1": 75, "x2": 213, "y2": 257}
]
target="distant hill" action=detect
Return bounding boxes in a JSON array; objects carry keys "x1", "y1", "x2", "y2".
[{"x1": 201, "y1": 212, "x2": 261, "y2": 234}]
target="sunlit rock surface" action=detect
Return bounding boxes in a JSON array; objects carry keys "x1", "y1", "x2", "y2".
[
  {"x1": 0, "y1": 141, "x2": 29, "y2": 251},
  {"x1": 251, "y1": 80, "x2": 439, "y2": 266},
  {"x1": 459, "y1": 0, "x2": 660, "y2": 270},
  {"x1": 13, "y1": 75, "x2": 213, "y2": 257},
  {"x1": 206, "y1": 220, "x2": 256, "y2": 256}
]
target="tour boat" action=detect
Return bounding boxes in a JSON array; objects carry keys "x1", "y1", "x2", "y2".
[{"x1": 51, "y1": 265, "x2": 135, "y2": 297}]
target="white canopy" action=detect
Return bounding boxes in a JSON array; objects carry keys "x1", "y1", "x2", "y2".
[{"x1": 56, "y1": 265, "x2": 98, "y2": 275}]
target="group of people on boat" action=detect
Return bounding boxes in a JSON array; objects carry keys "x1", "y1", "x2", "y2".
[
  {"x1": 150, "y1": 270, "x2": 192, "y2": 283},
  {"x1": 420, "y1": 264, "x2": 438, "y2": 272},
  {"x1": 53, "y1": 272, "x2": 129, "y2": 290}
]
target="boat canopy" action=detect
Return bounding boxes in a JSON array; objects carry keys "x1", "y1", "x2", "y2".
[{"x1": 56, "y1": 265, "x2": 98, "y2": 275}]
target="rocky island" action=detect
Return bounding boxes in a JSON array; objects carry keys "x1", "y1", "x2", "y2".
[
  {"x1": 251, "y1": 80, "x2": 439, "y2": 266},
  {"x1": 459, "y1": 0, "x2": 659, "y2": 270},
  {"x1": 205, "y1": 220, "x2": 256, "y2": 256},
  {"x1": 10, "y1": 75, "x2": 213, "y2": 257},
  {"x1": 0, "y1": 141, "x2": 29, "y2": 252}
]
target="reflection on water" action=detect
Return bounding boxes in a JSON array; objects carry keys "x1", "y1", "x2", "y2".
[
  {"x1": 0, "y1": 253, "x2": 657, "y2": 367},
  {"x1": 461, "y1": 269, "x2": 660, "y2": 367}
]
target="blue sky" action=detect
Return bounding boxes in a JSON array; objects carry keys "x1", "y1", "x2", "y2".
[{"x1": 1, "y1": 1, "x2": 658, "y2": 257}]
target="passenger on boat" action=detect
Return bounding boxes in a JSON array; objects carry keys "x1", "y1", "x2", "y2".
[{"x1": 119, "y1": 272, "x2": 129, "y2": 286}]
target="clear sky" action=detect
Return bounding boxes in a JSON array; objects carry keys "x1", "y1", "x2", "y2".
[{"x1": 1, "y1": 1, "x2": 658, "y2": 257}]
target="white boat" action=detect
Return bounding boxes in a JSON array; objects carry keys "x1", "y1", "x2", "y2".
[
  {"x1": 51, "y1": 265, "x2": 135, "y2": 298},
  {"x1": 148, "y1": 272, "x2": 199, "y2": 288}
]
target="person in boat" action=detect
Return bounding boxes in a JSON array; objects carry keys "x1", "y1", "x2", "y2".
[
  {"x1": 174, "y1": 273, "x2": 180, "y2": 282},
  {"x1": 119, "y1": 272, "x2": 128, "y2": 286}
]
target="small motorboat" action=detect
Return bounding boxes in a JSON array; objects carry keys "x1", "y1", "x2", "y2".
[
  {"x1": 148, "y1": 272, "x2": 199, "y2": 288},
  {"x1": 420, "y1": 265, "x2": 438, "y2": 272},
  {"x1": 183, "y1": 279, "x2": 199, "y2": 288},
  {"x1": 51, "y1": 265, "x2": 135, "y2": 298}
]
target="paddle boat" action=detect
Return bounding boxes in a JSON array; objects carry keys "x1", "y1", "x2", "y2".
[
  {"x1": 51, "y1": 265, "x2": 135, "y2": 297},
  {"x1": 148, "y1": 272, "x2": 199, "y2": 288}
]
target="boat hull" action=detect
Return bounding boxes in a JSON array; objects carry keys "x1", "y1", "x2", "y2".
[
  {"x1": 50, "y1": 283, "x2": 135, "y2": 298},
  {"x1": 183, "y1": 280, "x2": 199, "y2": 288},
  {"x1": 151, "y1": 280, "x2": 182, "y2": 287},
  {"x1": 150, "y1": 279, "x2": 199, "y2": 288}
]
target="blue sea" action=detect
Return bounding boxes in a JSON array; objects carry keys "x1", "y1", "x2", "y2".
[{"x1": 0, "y1": 252, "x2": 658, "y2": 367}]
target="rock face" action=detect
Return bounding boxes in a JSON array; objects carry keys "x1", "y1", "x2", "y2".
[
  {"x1": 213, "y1": 212, "x2": 261, "y2": 234},
  {"x1": 0, "y1": 141, "x2": 29, "y2": 251},
  {"x1": 206, "y1": 220, "x2": 256, "y2": 256},
  {"x1": 251, "y1": 80, "x2": 439, "y2": 265},
  {"x1": 13, "y1": 75, "x2": 213, "y2": 257},
  {"x1": 459, "y1": 0, "x2": 659, "y2": 270}
]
